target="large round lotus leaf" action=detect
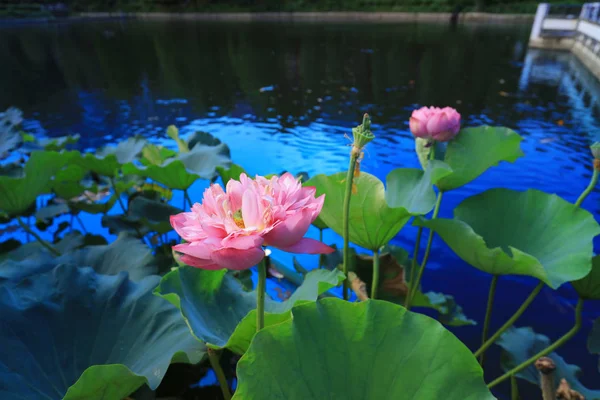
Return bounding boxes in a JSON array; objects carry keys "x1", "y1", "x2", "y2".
[
  {"x1": 305, "y1": 172, "x2": 432, "y2": 250},
  {"x1": 96, "y1": 136, "x2": 147, "y2": 165},
  {"x1": 417, "y1": 189, "x2": 600, "y2": 289},
  {"x1": 0, "y1": 264, "x2": 205, "y2": 400},
  {"x1": 155, "y1": 266, "x2": 344, "y2": 354},
  {"x1": 572, "y1": 255, "x2": 600, "y2": 300},
  {"x1": 233, "y1": 298, "x2": 494, "y2": 400},
  {"x1": 0, "y1": 150, "x2": 78, "y2": 215},
  {"x1": 418, "y1": 126, "x2": 523, "y2": 192}
]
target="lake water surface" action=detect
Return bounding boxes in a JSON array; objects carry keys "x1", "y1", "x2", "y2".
[{"x1": 2, "y1": 19, "x2": 600, "y2": 399}]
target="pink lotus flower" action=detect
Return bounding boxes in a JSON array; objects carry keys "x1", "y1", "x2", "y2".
[
  {"x1": 409, "y1": 106, "x2": 461, "y2": 142},
  {"x1": 171, "y1": 173, "x2": 334, "y2": 270}
]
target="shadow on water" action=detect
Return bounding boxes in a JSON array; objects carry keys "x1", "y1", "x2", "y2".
[{"x1": 2, "y1": 20, "x2": 600, "y2": 399}]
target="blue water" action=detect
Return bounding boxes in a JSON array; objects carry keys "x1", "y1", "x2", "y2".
[{"x1": 2, "y1": 20, "x2": 600, "y2": 398}]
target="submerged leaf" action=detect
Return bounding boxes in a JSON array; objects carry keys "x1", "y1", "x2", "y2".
[
  {"x1": 498, "y1": 326, "x2": 600, "y2": 398},
  {"x1": 234, "y1": 299, "x2": 493, "y2": 400},
  {"x1": 0, "y1": 264, "x2": 205, "y2": 400}
]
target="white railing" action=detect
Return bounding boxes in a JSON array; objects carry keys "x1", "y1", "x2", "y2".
[{"x1": 530, "y1": 3, "x2": 600, "y2": 43}]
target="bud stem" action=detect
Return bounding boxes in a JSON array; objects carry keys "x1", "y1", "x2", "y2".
[
  {"x1": 478, "y1": 274, "x2": 498, "y2": 367},
  {"x1": 342, "y1": 151, "x2": 359, "y2": 300},
  {"x1": 575, "y1": 168, "x2": 599, "y2": 208},
  {"x1": 256, "y1": 257, "x2": 267, "y2": 331},
  {"x1": 207, "y1": 348, "x2": 232, "y2": 400}
]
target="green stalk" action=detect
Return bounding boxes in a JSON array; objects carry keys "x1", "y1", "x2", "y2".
[
  {"x1": 257, "y1": 258, "x2": 267, "y2": 331},
  {"x1": 207, "y1": 349, "x2": 232, "y2": 400},
  {"x1": 184, "y1": 189, "x2": 193, "y2": 209},
  {"x1": 17, "y1": 216, "x2": 61, "y2": 256},
  {"x1": 479, "y1": 275, "x2": 499, "y2": 366},
  {"x1": 109, "y1": 177, "x2": 127, "y2": 213},
  {"x1": 371, "y1": 248, "x2": 381, "y2": 299},
  {"x1": 406, "y1": 191, "x2": 443, "y2": 310},
  {"x1": 75, "y1": 214, "x2": 88, "y2": 234},
  {"x1": 474, "y1": 281, "x2": 545, "y2": 358},
  {"x1": 342, "y1": 151, "x2": 359, "y2": 300},
  {"x1": 487, "y1": 297, "x2": 584, "y2": 389},
  {"x1": 511, "y1": 375, "x2": 519, "y2": 400},
  {"x1": 405, "y1": 226, "x2": 423, "y2": 307},
  {"x1": 575, "y1": 168, "x2": 599, "y2": 207}
]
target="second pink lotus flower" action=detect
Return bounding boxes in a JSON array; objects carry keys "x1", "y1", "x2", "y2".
[
  {"x1": 171, "y1": 173, "x2": 334, "y2": 270},
  {"x1": 409, "y1": 106, "x2": 461, "y2": 142}
]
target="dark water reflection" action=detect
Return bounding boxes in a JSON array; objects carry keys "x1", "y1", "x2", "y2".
[{"x1": 2, "y1": 20, "x2": 600, "y2": 398}]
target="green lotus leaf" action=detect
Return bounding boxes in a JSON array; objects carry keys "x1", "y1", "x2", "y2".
[
  {"x1": 0, "y1": 150, "x2": 78, "y2": 215},
  {"x1": 141, "y1": 143, "x2": 177, "y2": 166},
  {"x1": 217, "y1": 163, "x2": 247, "y2": 184},
  {"x1": 427, "y1": 126, "x2": 524, "y2": 192},
  {"x1": 69, "y1": 195, "x2": 117, "y2": 214},
  {"x1": 96, "y1": 136, "x2": 147, "y2": 165},
  {"x1": 35, "y1": 203, "x2": 70, "y2": 222},
  {"x1": 0, "y1": 264, "x2": 205, "y2": 400},
  {"x1": 62, "y1": 232, "x2": 157, "y2": 280},
  {"x1": 0, "y1": 125, "x2": 21, "y2": 159},
  {"x1": 412, "y1": 291, "x2": 476, "y2": 327},
  {"x1": 572, "y1": 255, "x2": 600, "y2": 300},
  {"x1": 76, "y1": 152, "x2": 121, "y2": 177},
  {"x1": 417, "y1": 189, "x2": 600, "y2": 289},
  {"x1": 127, "y1": 196, "x2": 182, "y2": 234},
  {"x1": 39, "y1": 134, "x2": 81, "y2": 151},
  {"x1": 305, "y1": 172, "x2": 416, "y2": 250},
  {"x1": 385, "y1": 160, "x2": 452, "y2": 213},
  {"x1": 52, "y1": 164, "x2": 90, "y2": 199},
  {"x1": 123, "y1": 160, "x2": 199, "y2": 190},
  {"x1": 187, "y1": 130, "x2": 230, "y2": 155},
  {"x1": 234, "y1": 298, "x2": 494, "y2": 400},
  {"x1": 101, "y1": 214, "x2": 149, "y2": 236},
  {"x1": 155, "y1": 266, "x2": 344, "y2": 354},
  {"x1": 177, "y1": 143, "x2": 231, "y2": 180},
  {"x1": 498, "y1": 326, "x2": 600, "y2": 398}
]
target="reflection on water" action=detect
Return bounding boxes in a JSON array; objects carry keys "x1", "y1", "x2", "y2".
[{"x1": 2, "y1": 20, "x2": 600, "y2": 398}]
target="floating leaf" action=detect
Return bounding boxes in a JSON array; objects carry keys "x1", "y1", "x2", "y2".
[
  {"x1": 177, "y1": 143, "x2": 231, "y2": 180},
  {"x1": 0, "y1": 264, "x2": 205, "y2": 400},
  {"x1": 234, "y1": 299, "x2": 493, "y2": 400},
  {"x1": 187, "y1": 131, "x2": 230, "y2": 156},
  {"x1": 386, "y1": 160, "x2": 452, "y2": 213},
  {"x1": 572, "y1": 255, "x2": 600, "y2": 300},
  {"x1": 435, "y1": 126, "x2": 523, "y2": 191},
  {"x1": 417, "y1": 189, "x2": 600, "y2": 289},
  {"x1": 498, "y1": 326, "x2": 600, "y2": 398},
  {"x1": 305, "y1": 172, "x2": 416, "y2": 250},
  {"x1": 155, "y1": 266, "x2": 344, "y2": 354},
  {"x1": 0, "y1": 151, "x2": 77, "y2": 215}
]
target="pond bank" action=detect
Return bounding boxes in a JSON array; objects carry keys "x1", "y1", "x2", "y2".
[{"x1": 1, "y1": 11, "x2": 533, "y2": 26}]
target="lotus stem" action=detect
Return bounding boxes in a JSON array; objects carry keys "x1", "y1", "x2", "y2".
[
  {"x1": 75, "y1": 214, "x2": 88, "y2": 234},
  {"x1": 257, "y1": 257, "x2": 267, "y2": 332},
  {"x1": 342, "y1": 150, "x2": 359, "y2": 300},
  {"x1": 487, "y1": 297, "x2": 584, "y2": 388},
  {"x1": 371, "y1": 248, "x2": 381, "y2": 299},
  {"x1": 511, "y1": 375, "x2": 519, "y2": 400},
  {"x1": 479, "y1": 275, "x2": 499, "y2": 366},
  {"x1": 405, "y1": 226, "x2": 423, "y2": 307},
  {"x1": 406, "y1": 191, "x2": 443, "y2": 310},
  {"x1": 474, "y1": 280, "x2": 544, "y2": 358},
  {"x1": 575, "y1": 167, "x2": 599, "y2": 207},
  {"x1": 184, "y1": 189, "x2": 193, "y2": 210},
  {"x1": 207, "y1": 348, "x2": 232, "y2": 400},
  {"x1": 16, "y1": 216, "x2": 61, "y2": 256},
  {"x1": 109, "y1": 177, "x2": 128, "y2": 213}
]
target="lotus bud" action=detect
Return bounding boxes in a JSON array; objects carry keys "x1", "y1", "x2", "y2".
[
  {"x1": 409, "y1": 106, "x2": 461, "y2": 143},
  {"x1": 352, "y1": 113, "x2": 375, "y2": 153}
]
